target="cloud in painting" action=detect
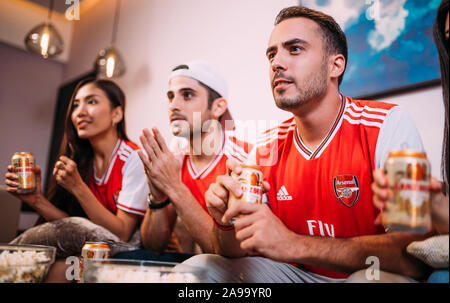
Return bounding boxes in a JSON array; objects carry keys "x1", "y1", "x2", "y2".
[
  {"x1": 367, "y1": 0, "x2": 409, "y2": 52},
  {"x1": 304, "y1": 0, "x2": 365, "y2": 30}
]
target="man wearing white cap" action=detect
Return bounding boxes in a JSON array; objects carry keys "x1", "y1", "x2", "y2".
[{"x1": 136, "y1": 61, "x2": 252, "y2": 256}]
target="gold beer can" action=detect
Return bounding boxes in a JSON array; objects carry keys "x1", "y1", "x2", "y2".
[
  {"x1": 80, "y1": 241, "x2": 110, "y2": 282},
  {"x1": 11, "y1": 152, "x2": 36, "y2": 194},
  {"x1": 228, "y1": 165, "x2": 264, "y2": 224},
  {"x1": 382, "y1": 150, "x2": 431, "y2": 234}
]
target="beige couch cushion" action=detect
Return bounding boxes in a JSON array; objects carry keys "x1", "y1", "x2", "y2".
[{"x1": 0, "y1": 186, "x2": 21, "y2": 242}]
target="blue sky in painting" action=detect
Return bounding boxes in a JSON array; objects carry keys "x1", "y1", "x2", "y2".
[{"x1": 303, "y1": 0, "x2": 441, "y2": 97}]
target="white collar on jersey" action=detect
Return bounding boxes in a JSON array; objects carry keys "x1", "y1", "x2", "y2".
[{"x1": 293, "y1": 94, "x2": 347, "y2": 160}]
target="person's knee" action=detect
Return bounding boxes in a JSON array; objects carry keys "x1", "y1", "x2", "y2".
[
  {"x1": 346, "y1": 269, "x2": 417, "y2": 283},
  {"x1": 345, "y1": 270, "x2": 375, "y2": 283},
  {"x1": 182, "y1": 254, "x2": 222, "y2": 268}
]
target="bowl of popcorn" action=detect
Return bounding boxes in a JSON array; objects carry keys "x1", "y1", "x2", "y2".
[
  {"x1": 0, "y1": 244, "x2": 56, "y2": 283},
  {"x1": 83, "y1": 259, "x2": 206, "y2": 283}
]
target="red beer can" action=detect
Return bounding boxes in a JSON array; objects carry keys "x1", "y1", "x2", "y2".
[
  {"x1": 11, "y1": 152, "x2": 36, "y2": 194},
  {"x1": 228, "y1": 165, "x2": 264, "y2": 224},
  {"x1": 80, "y1": 241, "x2": 110, "y2": 282},
  {"x1": 382, "y1": 150, "x2": 432, "y2": 234}
]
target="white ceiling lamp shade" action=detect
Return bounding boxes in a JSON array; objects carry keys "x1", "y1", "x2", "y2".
[
  {"x1": 24, "y1": 0, "x2": 64, "y2": 59},
  {"x1": 95, "y1": 0, "x2": 126, "y2": 79}
]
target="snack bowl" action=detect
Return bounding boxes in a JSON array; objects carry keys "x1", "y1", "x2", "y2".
[
  {"x1": 83, "y1": 259, "x2": 207, "y2": 283},
  {"x1": 0, "y1": 244, "x2": 56, "y2": 283}
]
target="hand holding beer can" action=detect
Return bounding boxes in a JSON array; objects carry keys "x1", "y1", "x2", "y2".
[
  {"x1": 11, "y1": 152, "x2": 36, "y2": 194},
  {"x1": 228, "y1": 165, "x2": 264, "y2": 224},
  {"x1": 382, "y1": 150, "x2": 432, "y2": 234}
]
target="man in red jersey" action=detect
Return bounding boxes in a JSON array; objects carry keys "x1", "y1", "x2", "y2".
[
  {"x1": 180, "y1": 7, "x2": 431, "y2": 282},
  {"x1": 137, "y1": 61, "x2": 251, "y2": 257}
]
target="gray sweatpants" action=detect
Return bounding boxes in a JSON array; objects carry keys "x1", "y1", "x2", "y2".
[{"x1": 180, "y1": 254, "x2": 345, "y2": 283}]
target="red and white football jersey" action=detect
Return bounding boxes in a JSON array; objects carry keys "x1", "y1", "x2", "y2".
[
  {"x1": 250, "y1": 94, "x2": 424, "y2": 279},
  {"x1": 181, "y1": 131, "x2": 252, "y2": 213},
  {"x1": 89, "y1": 139, "x2": 149, "y2": 216}
]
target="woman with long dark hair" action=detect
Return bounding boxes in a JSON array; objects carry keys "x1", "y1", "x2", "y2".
[
  {"x1": 5, "y1": 78, "x2": 149, "y2": 258},
  {"x1": 433, "y1": 0, "x2": 449, "y2": 197},
  {"x1": 349, "y1": 0, "x2": 449, "y2": 283}
]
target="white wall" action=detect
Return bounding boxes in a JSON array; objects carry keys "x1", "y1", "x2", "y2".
[
  {"x1": 0, "y1": 42, "x2": 64, "y2": 183},
  {"x1": 60, "y1": 0, "x2": 447, "y2": 181},
  {"x1": 63, "y1": 0, "x2": 296, "y2": 141},
  {"x1": 380, "y1": 86, "x2": 445, "y2": 180}
]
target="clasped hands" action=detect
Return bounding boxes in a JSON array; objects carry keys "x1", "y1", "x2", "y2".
[{"x1": 138, "y1": 127, "x2": 183, "y2": 203}]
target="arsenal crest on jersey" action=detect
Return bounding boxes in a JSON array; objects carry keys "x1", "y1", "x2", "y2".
[{"x1": 333, "y1": 175, "x2": 360, "y2": 207}]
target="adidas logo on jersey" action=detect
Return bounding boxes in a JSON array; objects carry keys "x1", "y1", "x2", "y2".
[{"x1": 277, "y1": 186, "x2": 292, "y2": 201}]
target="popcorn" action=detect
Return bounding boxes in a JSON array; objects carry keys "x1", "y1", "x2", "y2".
[
  {"x1": 86, "y1": 265, "x2": 200, "y2": 283},
  {"x1": 0, "y1": 250, "x2": 51, "y2": 283}
]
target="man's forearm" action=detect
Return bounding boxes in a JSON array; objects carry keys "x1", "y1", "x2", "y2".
[
  {"x1": 168, "y1": 184, "x2": 215, "y2": 253},
  {"x1": 213, "y1": 227, "x2": 246, "y2": 257},
  {"x1": 289, "y1": 232, "x2": 431, "y2": 279},
  {"x1": 140, "y1": 205, "x2": 177, "y2": 253}
]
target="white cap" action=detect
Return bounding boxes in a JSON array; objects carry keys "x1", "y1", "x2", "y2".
[{"x1": 169, "y1": 60, "x2": 228, "y2": 99}]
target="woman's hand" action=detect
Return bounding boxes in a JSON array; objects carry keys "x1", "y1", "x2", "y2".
[
  {"x1": 429, "y1": 178, "x2": 449, "y2": 235},
  {"x1": 4, "y1": 165, "x2": 44, "y2": 207},
  {"x1": 53, "y1": 156, "x2": 84, "y2": 194},
  {"x1": 372, "y1": 168, "x2": 449, "y2": 233}
]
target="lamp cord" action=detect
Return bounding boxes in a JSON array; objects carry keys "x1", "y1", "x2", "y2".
[
  {"x1": 111, "y1": 0, "x2": 121, "y2": 45},
  {"x1": 47, "y1": 0, "x2": 54, "y2": 21}
]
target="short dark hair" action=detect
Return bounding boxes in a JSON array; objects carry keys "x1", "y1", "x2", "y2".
[
  {"x1": 275, "y1": 6, "x2": 348, "y2": 85},
  {"x1": 172, "y1": 64, "x2": 222, "y2": 109}
]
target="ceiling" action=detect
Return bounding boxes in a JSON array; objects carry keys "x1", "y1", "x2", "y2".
[{"x1": 26, "y1": 0, "x2": 85, "y2": 14}]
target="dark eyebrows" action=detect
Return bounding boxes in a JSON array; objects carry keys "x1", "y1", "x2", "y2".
[
  {"x1": 74, "y1": 94, "x2": 99, "y2": 102},
  {"x1": 266, "y1": 38, "x2": 310, "y2": 56},
  {"x1": 179, "y1": 88, "x2": 195, "y2": 93},
  {"x1": 167, "y1": 88, "x2": 195, "y2": 97},
  {"x1": 266, "y1": 45, "x2": 277, "y2": 56},
  {"x1": 283, "y1": 38, "x2": 309, "y2": 48}
]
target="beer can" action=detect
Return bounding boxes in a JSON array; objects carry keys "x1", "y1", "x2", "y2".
[
  {"x1": 11, "y1": 152, "x2": 36, "y2": 194},
  {"x1": 382, "y1": 150, "x2": 431, "y2": 234},
  {"x1": 228, "y1": 165, "x2": 264, "y2": 224},
  {"x1": 80, "y1": 241, "x2": 110, "y2": 282}
]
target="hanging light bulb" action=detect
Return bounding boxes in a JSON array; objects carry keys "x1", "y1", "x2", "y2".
[
  {"x1": 95, "y1": 46, "x2": 126, "y2": 78},
  {"x1": 95, "y1": 0, "x2": 126, "y2": 78},
  {"x1": 24, "y1": 0, "x2": 64, "y2": 59}
]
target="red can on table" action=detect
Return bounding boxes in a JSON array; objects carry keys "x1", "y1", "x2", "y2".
[{"x1": 80, "y1": 241, "x2": 110, "y2": 282}]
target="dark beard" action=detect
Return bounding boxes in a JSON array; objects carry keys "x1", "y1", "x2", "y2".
[{"x1": 273, "y1": 64, "x2": 328, "y2": 110}]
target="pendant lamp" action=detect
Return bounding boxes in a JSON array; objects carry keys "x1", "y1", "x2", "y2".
[
  {"x1": 24, "y1": 0, "x2": 64, "y2": 59},
  {"x1": 95, "y1": 0, "x2": 126, "y2": 78}
]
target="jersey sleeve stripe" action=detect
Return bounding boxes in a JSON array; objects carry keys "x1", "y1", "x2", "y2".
[
  {"x1": 257, "y1": 126, "x2": 295, "y2": 144},
  {"x1": 346, "y1": 108, "x2": 387, "y2": 121},
  {"x1": 225, "y1": 146, "x2": 247, "y2": 163},
  {"x1": 343, "y1": 116, "x2": 383, "y2": 128},
  {"x1": 259, "y1": 122, "x2": 296, "y2": 139},
  {"x1": 348, "y1": 102, "x2": 390, "y2": 115},
  {"x1": 256, "y1": 132, "x2": 292, "y2": 148},
  {"x1": 226, "y1": 138, "x2": 249, "y2": 159},
  {"x1": 261, "y1": 122, "x2": 293, "y2": 134},
  {"x1": 116, "y1": 203, "x2": 146, "y2": 216},
  {"x1": 345, "y1": 112, "x2": 385, "y2": 124}
]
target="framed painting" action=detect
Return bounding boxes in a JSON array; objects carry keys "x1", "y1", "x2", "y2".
[{"x1": 300, "y1": 0, "x2": 442, "y2": 99}]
